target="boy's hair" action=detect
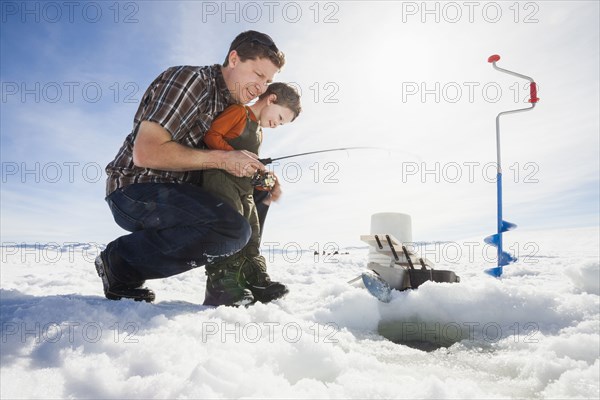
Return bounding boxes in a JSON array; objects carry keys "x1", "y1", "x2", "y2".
[
  {"x1": 223, "y1": 31, "x2": 285, "y2": 70},
  {"x1": 259, "y1": 82, "x2": 302, "y2": 122}
]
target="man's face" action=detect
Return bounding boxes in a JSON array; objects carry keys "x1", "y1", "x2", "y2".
[{"x1": 225, "y1": 51, "x2": 279, "y2": 104}]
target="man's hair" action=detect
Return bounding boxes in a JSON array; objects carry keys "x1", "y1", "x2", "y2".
[
  {"x1": 223, "y1": 30, "x2": 285, "y2": 70},
  {"x1": 259, "y1": 82, "x2": 302, "y2": 122}
]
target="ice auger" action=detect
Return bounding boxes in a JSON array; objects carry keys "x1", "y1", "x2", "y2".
[{"x1": 484, "y1": 54, "x2": 539, "y2": 277}]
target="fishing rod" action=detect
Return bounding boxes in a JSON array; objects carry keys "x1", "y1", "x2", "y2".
[
  {"x1": 258, "y1": 146, "x2": 384, "y2": 165},
  {"x1": 252, "y1": 146, "x2": 385, "y2": 188}
]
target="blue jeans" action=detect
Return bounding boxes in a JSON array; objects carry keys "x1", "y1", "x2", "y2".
[{"x1": 104, "y1": 183, "x2": 265, "y2": 283}]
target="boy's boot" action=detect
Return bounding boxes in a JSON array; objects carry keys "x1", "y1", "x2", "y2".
[
  {"x1": 203, "y1": 254, "x2": 255, "y2": 307},
  {"x1": 239, "y1": 255, "x2": 289, "y2": 303},
  {"x1": 95, "y1": 247, "x2": 155, "y2": 302}
]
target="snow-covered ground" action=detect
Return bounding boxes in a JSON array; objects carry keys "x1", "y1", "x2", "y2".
[{"x1": 1, "y1": 226, "x2": 598, "y2": 399}]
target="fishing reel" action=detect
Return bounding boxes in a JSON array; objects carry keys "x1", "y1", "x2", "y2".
[{"x1": 251, "y1": 170, "x2": 276, "y2": 190}]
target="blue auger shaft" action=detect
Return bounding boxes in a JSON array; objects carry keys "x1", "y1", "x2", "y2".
[{"x1": 496, "y1": 172, "x2": 503, "y2": 274}]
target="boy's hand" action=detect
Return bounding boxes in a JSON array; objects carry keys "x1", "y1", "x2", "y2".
[
  {"x1": 221, "y1": 150, "x2": 265, "y2": 178},
  {"x1": 256, "y1": 173, "x2": 282, "y2": 205},
  {"x1": 269, "y1": 174, "x2": 282, "y2": 202}
]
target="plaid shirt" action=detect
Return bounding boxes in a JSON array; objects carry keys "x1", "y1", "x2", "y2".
[{"x1": 105, "y1": 64, "x2": 233, "y2": 196}]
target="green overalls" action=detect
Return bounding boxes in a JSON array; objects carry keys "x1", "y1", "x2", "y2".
[{"x1": 202, "y1": 108, "x2": 262, "y2": 256}]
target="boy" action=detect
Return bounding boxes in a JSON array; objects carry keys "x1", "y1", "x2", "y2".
[{"x1": 202, "y1": 83, "x2": 301, "y2": 306}]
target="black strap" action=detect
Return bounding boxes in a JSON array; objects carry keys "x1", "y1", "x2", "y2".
[
  {"x1": 374, "y1": 235, "x2": 383, "y2": 249},
  {"x1": 386, "y1": 235, "x2": 400, "y2": 261},
  {"x1": 401, "y1": 246, "x2": 415, "y2": 270}
]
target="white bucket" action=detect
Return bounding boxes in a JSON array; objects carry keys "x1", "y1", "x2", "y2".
[
  {"x1": 368, "y1": 212, "x2": 412, "y2": 265},
  {"x1": 370, "y1": 212, "x2": 412, "y2": 242}
]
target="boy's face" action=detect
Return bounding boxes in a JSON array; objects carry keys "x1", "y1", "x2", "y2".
[
  {"x1": 225, "y1": 51, "x2": 278, "y2": 104},
  {"x1": 259, "y1": 102, "x2": 296, "y2": 128}
]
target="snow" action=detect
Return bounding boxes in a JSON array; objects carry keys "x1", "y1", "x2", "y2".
[{"x1": 1, "y1": 226, "x2": 599, "y2": 399}]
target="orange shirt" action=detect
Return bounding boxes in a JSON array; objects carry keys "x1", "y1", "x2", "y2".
[{"x1": 204, "y1": 104, "x2": 258, "y2": 151}]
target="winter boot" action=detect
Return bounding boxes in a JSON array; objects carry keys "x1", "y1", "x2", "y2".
[
  {"x1": 239, "y1": 255, "x2": 289, "y2": 303},
  {"x1": 95, "y1": 249, "x2": 155, "y2": 302},
  {"x1": 203, "y1": 256, "x2": 255, "y2": 307}
]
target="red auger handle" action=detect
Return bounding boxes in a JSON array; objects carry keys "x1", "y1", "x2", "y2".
[
  {"x1": 488, "y1": 54, "x2": 540, "y2": 103},
  {"x1": 529, "y1": 82, "x2": 540, "y2": 103}
]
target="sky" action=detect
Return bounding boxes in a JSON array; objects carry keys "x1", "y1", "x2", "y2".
[{"x1": 1, "y1": 0, "x2": 599, "y2": 249}]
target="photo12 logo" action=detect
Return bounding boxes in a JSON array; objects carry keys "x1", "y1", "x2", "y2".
[
  {"x1": 1, "y1": 242, "x2": 103, "y2": 264},
  {"x1": 406, "y1": 240, "x2": 541, "y2": 265},
  {"x1": 262, "y1": 241, "x2": 344, "y2": 264},
  {"x1": 1, "y1": 81, "x2": 140, "y2": 104},
  {"x1": 397, "y1": 321, "x2": 540, "y2": 344},
  {"x1": 400, "y1": 161, "x2": 540, "y2": 184},
  {"x1": 1, "y1": 161, "x2": 104, "y2": 184},
  {"x1": 1, "y1": 1, "x2": 140, "y2": 24},
  {"x1": 401, "y1": 81, "x2": 542, "y2": 104},
  {"x1": 2, "y1": 321, "x2": 140, "y2": 344},
  {"x1": 400, "y1": 1, "x2": 540, "y2": 24},
  {"x1": 200, "y1": 1, "x2": 340, "y2": 24},
  {"x1": 201, "y1": 321, "x2": 339, "y2": 343}
]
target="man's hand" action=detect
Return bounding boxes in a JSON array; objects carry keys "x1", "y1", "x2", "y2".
[{"x1": 220, "y1": 150, "x2": 265, "y2": 178}]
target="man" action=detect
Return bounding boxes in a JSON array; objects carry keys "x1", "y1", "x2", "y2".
[{"x1": 95, "y1": 30, "x2": 288, "y2": 307}]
